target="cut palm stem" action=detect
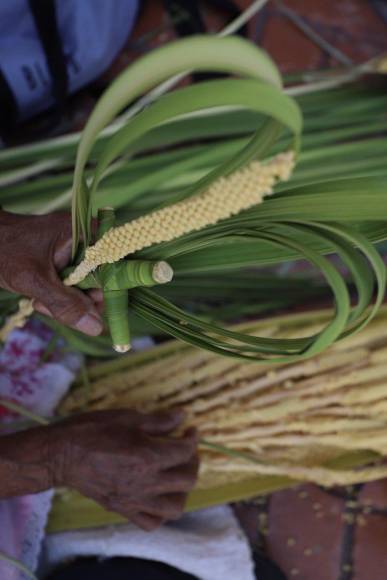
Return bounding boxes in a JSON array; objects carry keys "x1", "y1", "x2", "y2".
[{"x1": 97, "y1": 207, "x2": 131, "y2": 353}]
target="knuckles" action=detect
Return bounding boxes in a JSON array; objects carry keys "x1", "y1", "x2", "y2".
[{"x1": 50, "y1": 412, "x2": 197, "y2": 529}]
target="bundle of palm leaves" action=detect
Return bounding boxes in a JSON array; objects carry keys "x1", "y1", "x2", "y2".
[
  {"x1": 0, "y1": 35, "x2": 386, "y2": 362},
  {"x1": 49, "y1": 306, "x2": 387, "y2": 532}
]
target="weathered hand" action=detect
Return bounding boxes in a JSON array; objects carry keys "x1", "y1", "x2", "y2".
[
  {"x1": 50, "y1": 409, "x2": 199, "y2": 530},
  {"x1": 0, "y1": 409, "x2": 199, "y2": 531},
  {"x1": 0, "y1": 210, "x2": 103, "y2": 335}
]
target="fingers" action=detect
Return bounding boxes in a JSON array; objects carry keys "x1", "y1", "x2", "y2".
[
  {"x1": 110, "y1": 493, "x2": 187, "y2": 524},
  {"x1": 139, "y1": 409, "x2": 185, "y2": 436},
  {"x1": 156, "y1": 455, "x2": 199, "y2": 494},
  {"x1": 35, "y1": 290, "x2": 104, "y2": 321},
  {"x1": 44, "y1": 212, "x2": 73, "y2": 271},
  {"x1": 32, "y1": 269, "x2": 103, "y2": 336},
  {"x1": 141, "y1": 493, "x2": 188, "y2": 520},
  {"x1": 52, "y1": 232, "x2": 73, "y2": 270},
  {"x1": 87, "y1": 289, "x2": 104, "y2": 316},
  {"x1": 3, "y1": 211, "x2": 103, "y2": 336},
  {"x1": 152, "y1": 427, "x2": 198, "y2": 470},
  {"x1": 33, "y1": 302, "x2": 53, "y2": 318},
  {"x1": 58, "y1": 409, "x2": 183, "y2": 432},
  {"x1": 107, "y1": 409, "x2": 185, "y2": 436},
  {"x1": 102, "y1": 492, "x2": 179, "y2": 528},
  {"x1": 130, "y1": 512, "x2": 165, "y2": 532}
]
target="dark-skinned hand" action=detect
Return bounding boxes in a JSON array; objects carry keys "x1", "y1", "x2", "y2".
[
  {"x1": 0, "y1": 209, "x2": 103, "y2": 335},
  {"x1": 0, "y1": 409, "x2": 199, "y2": 531}
]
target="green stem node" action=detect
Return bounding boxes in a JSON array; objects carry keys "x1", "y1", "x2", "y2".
[
  {"x1": 98, "y1": 208, "x2": 131, "y2": 353},
  {"x1": 104, "y1": 288, "x2": 131, "y2": 353},
  {"x1": 74, "y1": 260, "x2": 174, "y2": 290}
]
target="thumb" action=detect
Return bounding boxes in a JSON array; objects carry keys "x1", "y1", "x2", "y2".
[
  {"x1": 140, "y1": 410, "x2": 186, "y2": 436},
  {"x1": 32, "y1": 272, "x2": 103, "y2": 336}
]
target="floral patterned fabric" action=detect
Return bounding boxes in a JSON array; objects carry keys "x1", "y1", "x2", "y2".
[{"x1": 0, "y1": 322, "x2": 80, "y2": 580}]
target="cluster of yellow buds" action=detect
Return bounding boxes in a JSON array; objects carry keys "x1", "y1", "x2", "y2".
[
  {"x1": 0, "y1": 299, "x2": 34, "y2": 342},
  {"x1": 66, "y1": 151, "x2": 295, "y2": 286}
]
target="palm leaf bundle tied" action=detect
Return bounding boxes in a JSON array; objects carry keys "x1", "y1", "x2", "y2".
[{"x1": 1, "y1": 35, "x2": 387, "y2": 359}]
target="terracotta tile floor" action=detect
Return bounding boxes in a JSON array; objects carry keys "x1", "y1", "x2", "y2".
[{"x1": 235, "y1": 480, "x2": 387, "y2": 579}]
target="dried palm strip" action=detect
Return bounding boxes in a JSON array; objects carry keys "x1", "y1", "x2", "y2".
[
  {"x1": 200, "y1": 358, "x2": 369, "y2": 418},
  {"x1": 303, "y1": 402, "x2": 387, "y2": 422},
  {"x1": 195, "y1": 353, "x2": 368, "y2": 414},
  {"x1": 158, "y1": 349, "x2": 368, "y2": 416},
  {"x1": 199, "y1": 382, "x2": 387, "y2": 432},
  {"x1": 66, "y1": 324, "x2": 281, "y2": 411},
  {"x1": 330, "y1": 321, "x2": 387, "y2": 351},
  {"x1": 61, "y1": 349, "x2": 198, "y2": 411},
  {"x1": 235, "y1": 429, "x2": 387, "y2": 454},
  {"x1": 117, "y1": 356, "x2": 243, "y2": 407},
  {"x1": 59, "y1": 307, "x2": 387, "y2": 498},
  {"x1": 195, "y1": 358, "x2": 387, "y2": 427},
  {"x1": 304, "y1": 407, "x2": 374, "y2": 418},
  {"x1": 348, "y1": 400, "x2": 387, "y2": 417},
  {"x1": 189, "y1": 386, "x2": 338, "y2": 425},
  {"x1": 199, "y1": 458, "x2": 387, "y2": 487},
  {"x1": 136, "y1": 365, "x2": 386, "y2": 438},
  {"x1": 205, "y1": 417, "x2": 387, "y2": 442},
  {"x1": 370, "y1": 346, "x2": 387, "y2": 364}
]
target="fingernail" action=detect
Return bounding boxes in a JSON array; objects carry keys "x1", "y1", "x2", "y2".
[{"x1": 75, "y1": 313, "x2": 103, "y2": 336}]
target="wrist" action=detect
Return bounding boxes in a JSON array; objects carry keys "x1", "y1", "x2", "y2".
[{"x1": 0, "y1": 426, "x2": 55, "y2": 497}]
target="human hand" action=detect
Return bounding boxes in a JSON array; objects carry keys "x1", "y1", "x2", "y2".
[
  {"x1": 49, "y1": 409, "x2": 199, "y2": 530},
  {"x1": 0, "y1": 210, "x2": 103, "y2": 335}
]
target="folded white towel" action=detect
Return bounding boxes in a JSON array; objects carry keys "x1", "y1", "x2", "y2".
[{"x1": 42, "y1": 505, "x2": 256, "y2": 580}]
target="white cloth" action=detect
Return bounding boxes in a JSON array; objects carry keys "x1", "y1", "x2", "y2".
[{"x1": 43, "y1": 505, "x2": 256, "y2": 580}]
